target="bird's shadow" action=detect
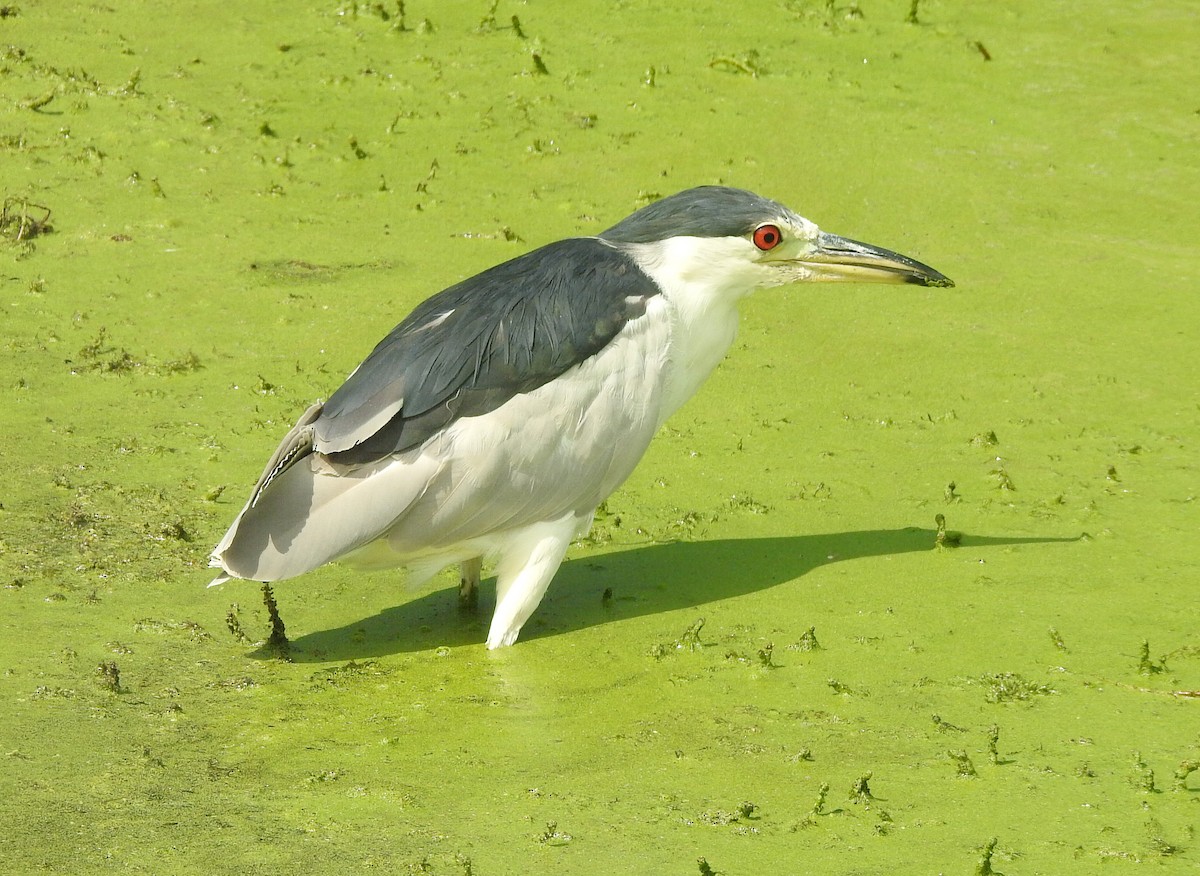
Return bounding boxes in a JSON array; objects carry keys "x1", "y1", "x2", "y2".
[{"x1": 271, "y1": 527, "x2": 1081, "y2": 662}]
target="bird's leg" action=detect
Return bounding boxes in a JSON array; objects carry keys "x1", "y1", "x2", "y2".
[
  {"x1": 486, "y1": 515, "x2": 579, "y2": 649},
  {"x1": 458, "y1": 555, "x2": 482, "y2": 611}
]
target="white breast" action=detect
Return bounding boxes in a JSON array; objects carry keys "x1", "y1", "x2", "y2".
[
  {"x1": 619, "y1": 236, "x2": 751, "y2": 424},
  {"x1": 378, "y1": 301, "x2": 674, "y2": 555}
]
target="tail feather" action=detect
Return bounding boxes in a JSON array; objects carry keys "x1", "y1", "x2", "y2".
[
  {"x1": 247, "y1": 401, "x2": 324, "y2": 509},
  {"x1": 209, "y1": 401, "x2": 437, "y2": 583}
]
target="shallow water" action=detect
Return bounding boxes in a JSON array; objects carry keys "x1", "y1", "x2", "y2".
[{"x1": 2, "y1": 1, "x2": 1198, "y2": 872}]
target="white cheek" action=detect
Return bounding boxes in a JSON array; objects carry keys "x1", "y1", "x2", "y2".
[{"x1": 627, "y1": 235, "x2": 768, "y2": 295}]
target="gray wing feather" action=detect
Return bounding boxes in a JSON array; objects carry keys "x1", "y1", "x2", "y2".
[
  {"x1": 245, "y1": 401, "x2": 323, "y2": 508},
  {"x1": 313, "y1": 237, "x2": 657, "y2": 462}
]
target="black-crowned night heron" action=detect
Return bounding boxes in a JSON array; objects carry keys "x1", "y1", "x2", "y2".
[{"x1": 210, "y1": 186, "x2": 952, "y2": 648}]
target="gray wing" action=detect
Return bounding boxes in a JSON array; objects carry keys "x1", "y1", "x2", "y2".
[{"x1": 313, "y1": 237, "x2": 659, "y2": 464}]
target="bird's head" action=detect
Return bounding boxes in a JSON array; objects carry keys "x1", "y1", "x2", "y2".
[{"x1": 600, "y1": 185, "x2": 953, "y2": 297}]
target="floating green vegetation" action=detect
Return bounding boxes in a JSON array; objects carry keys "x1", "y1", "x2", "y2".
[
  {"x1": 224, "y1": 603, "x2": 251, "y2": 643},
  {"x1": 708, "y1": 51, "x2": 765, "y2": 78},
  {"x1": 934, "y1": 512, "x2": 961, "y2": 548},
  {"x1": 0, "y1": 196, "x2": 52, "y2": 244},
  {"x1": 1130, "y1": 750, "x2": 1157, "y2": 793},
  {"x1": 535, "y1": 820, "x2": 571, "y2": 845},
  {"x1": 1048, "y1": 627, "x2": 1068, "y2": 652},
  {"x1": 990, "y1": 457, "x2": 1016, "y2": 492},
  {"x1": 261, "y1": 583, "x2": 290, "y2": 657},
  {"x1": 70, "y1": 328, "x2": 203, "y2": 376},
  {"x1": 649, "y1": 616, "x2": 707, "y2": 658},
  {"x1": 795, "y1": 781, "x2": 829, "y2": 829},
  {"x1": 698, "y1": 800, "x2": 758, "y2": 828},
  {"x1": 783, "y1": 0, "x2": 864, "y2": 29},
  {"x1": 931, "y1": 712, "x2": 966, "y2": 733},
  {"x1": 986, "y1": 725, "x2": 1002, "y2": 765},
  {"x1": 725, "y1": 493, "x2": 771, "y2": 515},
  {"x1": 948, "y1": 748, "x2": 978, "y2": 778},
  {"x1": 979, "y1": 672, "x2": 1056, "y2": 703},
  {"x1": 788, "y1": 626, "x2": 821, "y2": 652},
  {"x1": 93, "y1": 659, "x2": 121, "y2": 693},
  {"x1": 847, "y1": 772, "x2": 874, "y2": 806},
  {"x1": 1137, "y1": 639, "x2": 1167, "y2": 676},
  {"x1": 2, "y1": 2, "x2": 1198, "y2": 874},
  {"x1": 756, "y1": 642, "x2": 777, "y2": 668},
  {"x1": 1173, "y1": 759, "x2": 1200, "y2": 791},
  {"x1": 975, "y1": 837, "x2": 1000, "y2": 876},
  {"x1": 308, "y1": 659, "x2": 392, "y2": 690},
  {"x1": 247, "y1": 259, "x2": 342, "y2": 284}
]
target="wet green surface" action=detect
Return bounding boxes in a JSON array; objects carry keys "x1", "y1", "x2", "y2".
[{"x1": 2, "y1": 1, "x2": 1198, "y2": 872}]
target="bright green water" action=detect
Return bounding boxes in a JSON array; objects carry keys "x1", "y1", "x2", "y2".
[{"x1": 2, "y1": 1, "x2": 1197, "y2": 873}]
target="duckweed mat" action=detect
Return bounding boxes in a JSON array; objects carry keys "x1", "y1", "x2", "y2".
[{"x1": 2, "y1": 1, "x2": 1197, "y2": 873}]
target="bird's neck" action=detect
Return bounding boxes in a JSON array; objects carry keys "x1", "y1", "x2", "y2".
[
  {"x1": 658, "y1": 286, "x2": 741, "y2": 423},
  {"x1": 616, "y1": 236, "x2": 759, "y2": 424}
]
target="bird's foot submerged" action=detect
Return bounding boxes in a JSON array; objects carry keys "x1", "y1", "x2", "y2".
[
  {"x1": 483, "y1": 512, "x2": 588, "y2": 649},
  {"x1": 487, "y1": 626, "x2": 523, "y2": 649}
]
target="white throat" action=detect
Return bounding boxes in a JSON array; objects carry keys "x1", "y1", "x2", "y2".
[{"x1": 618, "y1": 236, "x2": 770, "y2": 424}]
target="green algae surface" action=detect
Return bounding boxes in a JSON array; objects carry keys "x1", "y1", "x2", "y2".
[{"x1": 2, "y1": 1, "x2": 1198, "y2": 873}]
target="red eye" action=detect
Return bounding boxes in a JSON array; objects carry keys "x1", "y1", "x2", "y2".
[{"x1": 752, "y1": 224, "x2": 782, "y2": 251}]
